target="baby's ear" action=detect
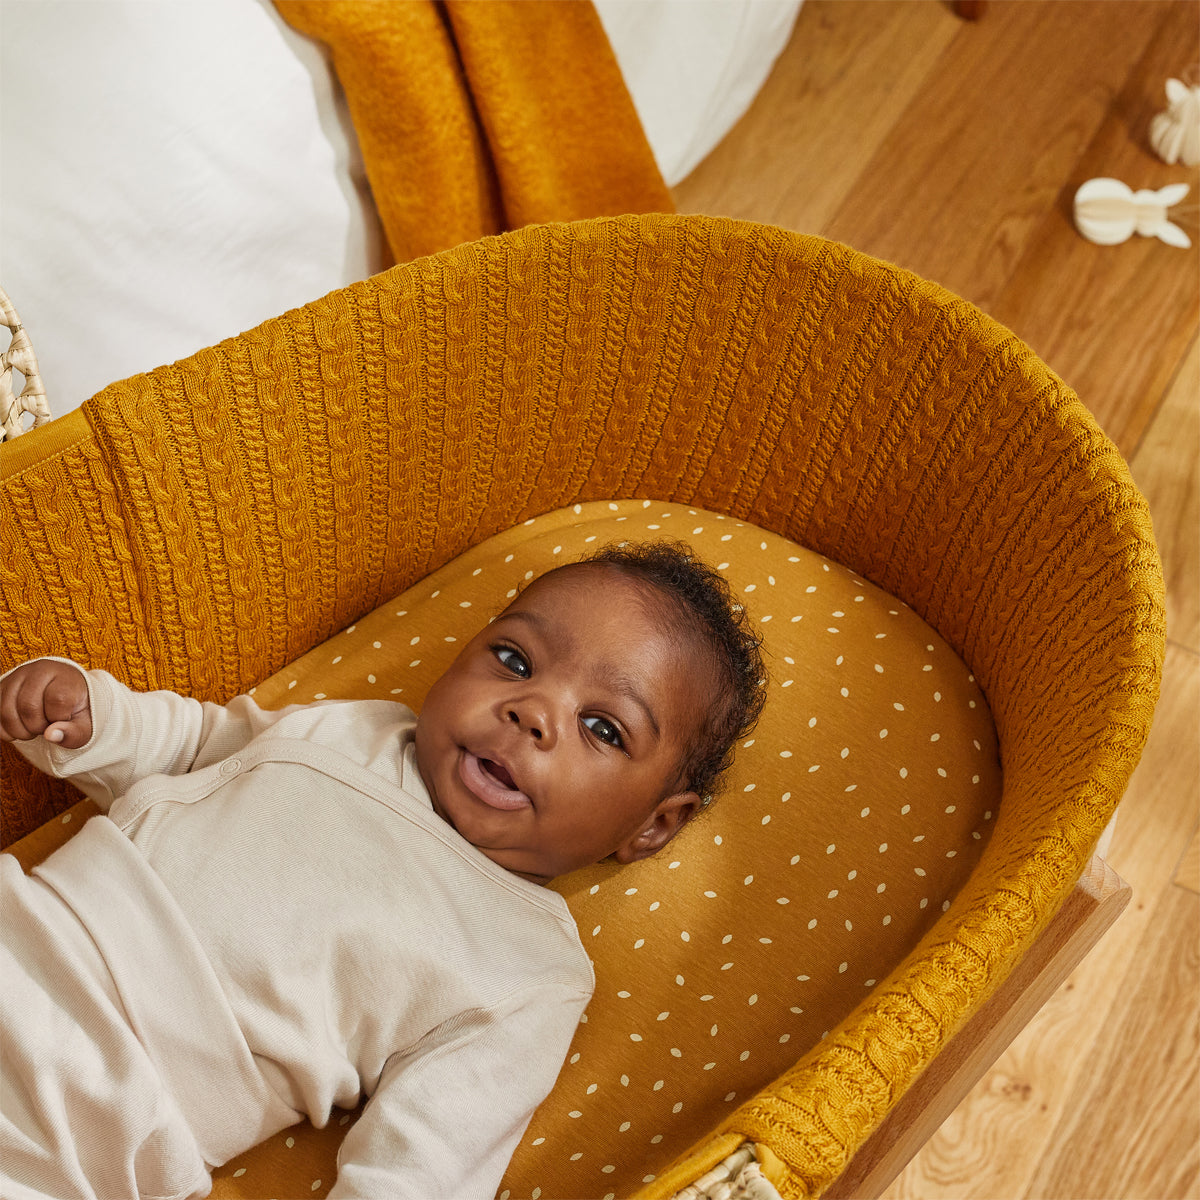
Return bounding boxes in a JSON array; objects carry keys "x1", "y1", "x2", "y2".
[{"x1": 614, "y1": 791, "x2": 701, "y2": 863}]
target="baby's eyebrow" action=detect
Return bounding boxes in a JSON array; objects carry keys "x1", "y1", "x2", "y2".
[
  {"x1": 498, "y1": 609, "x2": 545, "y2": 634},
  {"x1": 597, "y1": 667, "x2": 661, "y2": 741}
]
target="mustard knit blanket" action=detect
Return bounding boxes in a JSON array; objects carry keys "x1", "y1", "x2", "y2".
[{"x1": 273, "y1": 0, "x2": 674, "y2": 265}]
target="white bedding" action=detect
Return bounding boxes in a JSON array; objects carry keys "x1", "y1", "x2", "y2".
[{"x1": 0, "y1": 0, "x2": 800, "y2": 422}]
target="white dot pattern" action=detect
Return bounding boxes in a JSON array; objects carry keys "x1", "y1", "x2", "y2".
[{"x1": 242, "y1": 500, "x2": 1000, "y2": 1199}]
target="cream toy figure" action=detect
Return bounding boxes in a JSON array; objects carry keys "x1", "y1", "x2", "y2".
[
  {"x1": 1073, "y1": 178, "x2": 1192, "y2": 248},
  {"x1": 1149, "y1": 76, "x2": 1200, "y2": 167},
  {"x1": 0, "y1": 541, "x2": 765, "y2": 1200}
]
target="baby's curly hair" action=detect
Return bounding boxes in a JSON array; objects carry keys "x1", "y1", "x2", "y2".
[{"x1": 581, "y1": 540, "x2": 767, "y2": 805}]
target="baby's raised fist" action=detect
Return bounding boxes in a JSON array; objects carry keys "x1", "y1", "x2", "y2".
[{"x1": 0, "y1": 660, "x2": 93, "y2": 748}]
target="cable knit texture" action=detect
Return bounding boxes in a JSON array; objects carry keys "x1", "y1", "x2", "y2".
[
  {"x1": 0, "y1": 215, "x2": 1164, "y2": 1196},
  {"x1": 272, "y1": 0, "x2": 674, "y2": 265}
]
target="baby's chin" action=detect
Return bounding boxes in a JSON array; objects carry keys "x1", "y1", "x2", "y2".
[{"x1": 470, "y1": 842, "x2": 555, "y2": 886}]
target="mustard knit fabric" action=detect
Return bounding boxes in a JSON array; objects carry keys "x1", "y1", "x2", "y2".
[
  {"x1": 0, "y1": 214, "x2": 1164, "y2": 1196},
  {"x1": 272, "y1": 0, "x2": 674, "y2": 266}
]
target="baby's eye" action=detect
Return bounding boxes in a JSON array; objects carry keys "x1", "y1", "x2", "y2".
[
  {"x1": 583, "y1": 715, "x2": 624, "y2": 749},
  {"x1": 494, "y1": 646, "x2": 530, "y2": 678}
]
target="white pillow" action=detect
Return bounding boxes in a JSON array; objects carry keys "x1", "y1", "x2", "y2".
[
  {"x1": 0, "y1": 0, "x2": 385, "y2": 412},
  {"x1": 595, "y1": 0, "x2": 801, "y2": 185}
]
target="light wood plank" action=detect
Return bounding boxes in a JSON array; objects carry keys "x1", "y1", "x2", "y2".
[
  {"x1": 673, "y1": 1, "x2": 960, "y2": 232},
  {"x1": 988, "y1": 0, "x2": 1200, "y2": 456},
  {"x1": 1110, "y1": 645, "x2": 1200, "y2": 899},
  {"x1": 1131, "y1": 336, "x2": 1200, "y2": 654},
  {"x1": 822, "y1": 1, "x2": 1170, "y2": 313},
  {"x1": 1023, "y1": 883, "x2": 1200, "y2": 1200},
  {"x1": 1176, "y1": 823, "x2": 1200, "y2": 894}
]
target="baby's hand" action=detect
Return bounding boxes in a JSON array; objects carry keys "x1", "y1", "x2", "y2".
[{"x1": 0, "y1": 660, "x2": 93, "y2": 748}]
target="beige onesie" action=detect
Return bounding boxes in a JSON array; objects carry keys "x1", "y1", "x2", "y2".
[{"x1": 1, "y1": 662, "x2": 593, "y2": 1199}]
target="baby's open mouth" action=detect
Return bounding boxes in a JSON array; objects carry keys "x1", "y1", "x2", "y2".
[
  {"x1": 458, "y1": 751, "x2": 532, "y2": 811},
  {"x1": 481, "y1": 758, "x2": 516, "y2": 790}
]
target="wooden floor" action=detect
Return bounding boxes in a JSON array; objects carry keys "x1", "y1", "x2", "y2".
[{"x1": 673, "y1": 2, "x2": 1199, "y2": 1198}]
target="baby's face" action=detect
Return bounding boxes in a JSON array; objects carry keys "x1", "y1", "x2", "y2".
[{"x1": 414, "y1": 565, "x2": 702, "y2": 883}]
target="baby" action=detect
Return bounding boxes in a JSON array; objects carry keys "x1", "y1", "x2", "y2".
[{"x1": 0, "y1": 541, "x2": 764, "y2": 1200}]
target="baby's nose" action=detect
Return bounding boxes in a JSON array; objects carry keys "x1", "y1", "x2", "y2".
[{"x1": 507, "y1": 708, "x2": 544, "y2": 740}]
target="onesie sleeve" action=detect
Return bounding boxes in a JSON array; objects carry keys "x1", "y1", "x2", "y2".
[
  {"x1": 5, "y1": 658, "x2": 313, "y2": 812},
  {"x1": 327, "y1": 983, "x2": 589, "y2": 1200}
]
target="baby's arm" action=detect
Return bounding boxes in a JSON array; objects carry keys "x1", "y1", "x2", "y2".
[
  {"x1": 0, "y1": 659, "x2": 93, "y2": 748},
  {"x1": 2, "y1": 657, "x2": 323, "y2": 811},
  {"x1": 329, "y1": 985, "x2": 588, "y2": 1199}
]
